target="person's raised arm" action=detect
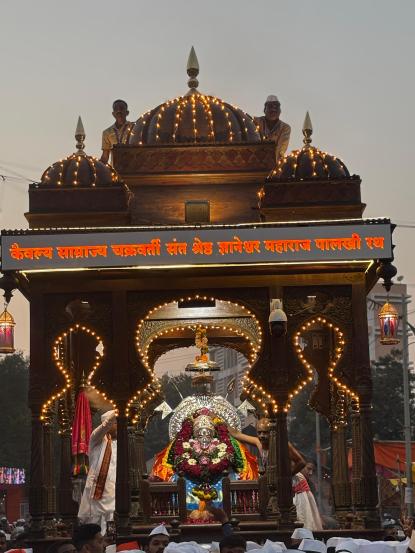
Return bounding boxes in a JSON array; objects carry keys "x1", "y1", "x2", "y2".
[
  {"x1": 289, "y1": 442, "x2": 306, "y2": 475},
  {"x1": 228, "y1": 427, "x2": 262, "y2": 451}
]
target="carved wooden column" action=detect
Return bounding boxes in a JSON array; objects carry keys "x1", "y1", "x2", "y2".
[
  {"x1": 274, "y1": 411, "x2": 295, "y2": 528},
  {"x1": 58, "y1": 400, "x2": 78, "y2": 531},
  {"x1": 351, "y1": 281, "x2": 379, "y2": 527},
  {"x1": 268, "y1": 312, "x2": 296, "y2": 529},
  {"x1": 43, "y1": 422, "x2": 57, "y2": 526},
  {"x1": 112, "y1": 291, "x2": 131, "y2": 534},
  {"x1": 265, "y1": 417, "x2": 280, "y2": 520},
  {"x1": 29, "y1": 293, "x2": 47, "y2": 537},
  {"x1": 128, "y1": 425, "x2": 142, "y2": 522},
  {"x1": 331, "y1": 424, "x2": 352, "y2": 526},
  {"x1": 115, "y1": 408, "x2": 131, "y2": 533},
  {"x1": 29, "y1": 412, "x2": 46, "y2": 536}
]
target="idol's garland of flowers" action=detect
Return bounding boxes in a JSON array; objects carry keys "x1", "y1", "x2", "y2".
[{"x1": 166, "y1": 408, "x2": 245, "y2": 501}]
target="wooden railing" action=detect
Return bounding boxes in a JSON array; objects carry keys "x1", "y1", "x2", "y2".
[
  {"x1": 140, "y1": 476, "x2": 187, "y2": 522},
  {"x1": 139, "y1": 474, "x2": 268, "y2": 523},
  {"x1": 223, "y1": 474, "x2": 268, "y2": 520}
]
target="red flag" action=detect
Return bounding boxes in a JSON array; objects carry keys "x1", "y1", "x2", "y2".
[{"x1": 72, "y1": 389, "x2": 92, "y2": 476}]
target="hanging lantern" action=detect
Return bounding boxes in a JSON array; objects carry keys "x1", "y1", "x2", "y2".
[
  {"x1": 378, "y1": 301, "x2": 400, "y2": 345},
  {"x1": 0, "y1": 305, "x2": 15, "y2": 354}
]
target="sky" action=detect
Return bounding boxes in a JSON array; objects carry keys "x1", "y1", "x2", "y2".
[{"x1": 0, "y1": 0, "x2": 414, "y2": 354}]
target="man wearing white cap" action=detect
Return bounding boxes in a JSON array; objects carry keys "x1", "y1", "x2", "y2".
[
  {"x1": 78, "y1": 410, "x2": 117, "y2": 533},
  {"x1": 147, "y1": 524, "x2": 170, "y2": 553},
  {"x1": 255, "y1": 95, "x2": 291, "y2": 160}
]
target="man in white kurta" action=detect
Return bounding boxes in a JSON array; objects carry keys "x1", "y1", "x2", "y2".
[{"x1": 78, "y1": 410, "x2": 117, "y2": 534}]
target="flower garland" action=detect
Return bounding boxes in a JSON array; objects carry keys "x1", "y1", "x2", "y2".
[{"x1": 171, "y1": 410, "x2": 236, "y2": 500}]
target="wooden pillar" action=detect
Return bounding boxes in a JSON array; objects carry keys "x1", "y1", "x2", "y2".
[
  {"x1": 268, "y1": 316, "x2": 296, "y2": 529},
  {"x1": 274, "y1": 411, "x2": 295, "y2": 527},
  {"x1": 115, "y1": 409, "x2": 131, "y2": 533},
  {"x1": 43, "y1": 423, "x2": 56, "y2": 524},
  {"x1": 265, "y1": 417, "x2": 280, "y2": 520},
  {"x1": 29, "y1": 412, "x2": 46, "y2": 536},
  {"x1": 58, "y1": 425, "x2": 78, "y2": 531},
  {"x1": 29, "y1": 293, "x2": 47, "y2": 537},
  {"x1": 331, "y1": 425, "x2": 352, "y2": 526},
  {"x1": 351, "y1": 281, "x2": 379, "y2": 527},
  {"x1": 128, "y1": 425, "x2": 142, "y2": 521},
  {"x1": 112, "y1": 291, "x2": 131, "y2": 533}
]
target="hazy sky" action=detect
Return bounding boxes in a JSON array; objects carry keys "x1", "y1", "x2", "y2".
[{"x1": 0, "y1": 0, "x2": 414, "y2": 353}]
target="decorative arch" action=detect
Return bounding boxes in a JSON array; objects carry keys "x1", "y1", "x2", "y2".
[
  {"x1": 126, "y1": 294, "x2": 264, "y2": 419},
  {"x1": 291, "y1": 315, "x2": 359, "y2": 425},
  {"x1": 41, "y1": 323, "x2": 114, "y2": 423}
]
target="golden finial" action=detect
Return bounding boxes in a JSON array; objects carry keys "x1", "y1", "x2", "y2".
[
  {"x1": 187, "y1": 46, "x2": 199, "y2": 91},
  {"x1": 302, "y1": 111, "x2": 313, "y2": 148},
  {"x1": 75, "y1": 116, "x2": 86, "y2": 154}
]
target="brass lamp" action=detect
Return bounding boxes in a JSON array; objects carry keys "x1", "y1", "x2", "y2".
[
  {"x1": 378, "y1": 301, "x2": 400, "y2": 345},
  {"x1": 0, "y1": 305, "x2": 15, "y2": 354}
]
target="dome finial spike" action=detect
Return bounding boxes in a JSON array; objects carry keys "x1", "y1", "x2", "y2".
[
  {"x1": 186, "y1": 46, "x2": 199, "y2": 91},
  {"x1": 75, "y1": 116, "x2": 86, "y2": 154},
  {"x1": 302, "y1": 111, "x2": 313, "y2": 148}
]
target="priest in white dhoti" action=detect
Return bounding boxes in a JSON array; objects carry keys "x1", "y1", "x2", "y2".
[{"x1": 78, "y1": 410, "x2": 117, "y2": 534}]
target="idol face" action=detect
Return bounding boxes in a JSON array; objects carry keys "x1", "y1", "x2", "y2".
[{"x1": 196, "y1": 427, "x2": 214, "y2": 450}]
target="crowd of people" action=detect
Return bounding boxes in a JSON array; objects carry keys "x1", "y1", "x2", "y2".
[{"x1": 1, "y1": 518, "x2": 415, "y2": 553}]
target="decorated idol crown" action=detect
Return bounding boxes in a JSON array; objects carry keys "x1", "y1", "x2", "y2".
[{"x1": 168, "y1": 394, "x2": 241, "y2": 440}]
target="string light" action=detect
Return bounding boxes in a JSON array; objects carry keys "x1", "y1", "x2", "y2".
[
  {"x1": 290, "y1": 317, "x2": 359, "y2": 413},
  {"x1": 130, "y1": 93, "x2": 260, "y2": 145},
  {"x1": 41, "y1": 154, "x2": 118, "y2": 187},
  {"x1": 129, "y1": 295, "x2": 263, "y2": 420},
  {"x1": 40, "y1": 324, "x2": 113, "y2": 422},
  {"x1": 269, "y1": 146, "x2": 350, "y2": 181}
]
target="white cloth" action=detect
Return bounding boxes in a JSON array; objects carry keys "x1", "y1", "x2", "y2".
[
  {"x1": 149, "y1": 524, "x2": 170, "y2": 537},
  {"x1": 78, "y1": 411, "x2": 117, "y2": 534},
  {"x1": 359, "y1": 544, "x2": 393, "y2": 553},
  {"x1": 328, "y1": 538, "x2": 353, "y2": 549},
  {"x1": 292, "y1": 528, "x2": 314, "y2": 540},
  {"x1": 246, "y1": 543, "x2": 261, "y2": 551},
  {"x1": 262, "y1": 540, "x2": 286, "y2": 552},
  {"x1": 164, "y1": 542, "x2": 206, "y2": 553},
  {"x1": 264, "y1": 540, "x2": 287, "y2": 552},
  {"x1": 334, "y1": 541, "x2": 358, "y2": 553},
  {"x1": 293, "y1": 473, "x2": 323, "y2": 531},
  {"x1": 299, "y1": 539, "x2": 326, "y2": 553}
]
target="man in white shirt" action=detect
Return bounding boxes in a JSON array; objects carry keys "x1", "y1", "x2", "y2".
[{"x1": 78, "y1": 410, "x2": 117, "y2": 534}]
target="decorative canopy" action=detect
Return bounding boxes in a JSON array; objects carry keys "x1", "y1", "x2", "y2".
[
  {"x1": 129, "y1": 48, "x2": 261, "y2": 145},
  {"x1": 41, "y1": 117, "x2": 120, "y2": 187},
  {"x1": 267, "y1": 112, "x2": 351, "y2": 181},
  {"x1": 168, "y1": 394, "x2": 242, "y2": 440}
]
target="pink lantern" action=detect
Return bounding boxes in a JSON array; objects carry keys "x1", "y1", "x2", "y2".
[
  {"x1": 378, "y1": 302, "x2": 400, "y2": 345},
  {"x1": 0, "y1": 306, "x2": 15, "y2": 354}
]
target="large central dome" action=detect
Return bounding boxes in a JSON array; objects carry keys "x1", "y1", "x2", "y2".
[{"x1": 129, "y1": 48, "x2": 260, "y2": 146}]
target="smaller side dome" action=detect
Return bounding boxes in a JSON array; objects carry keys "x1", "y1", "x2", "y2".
[
  {"x1": 268, "y1": 112, "x2": 351, "y2": 182},
  {"x1": 40, "y1": 117, "x2": 120, "y2": 187}
]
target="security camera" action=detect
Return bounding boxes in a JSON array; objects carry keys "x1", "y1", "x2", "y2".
[{"x1": 269, "y1": 299, "x2": 287, "y2": 337}]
